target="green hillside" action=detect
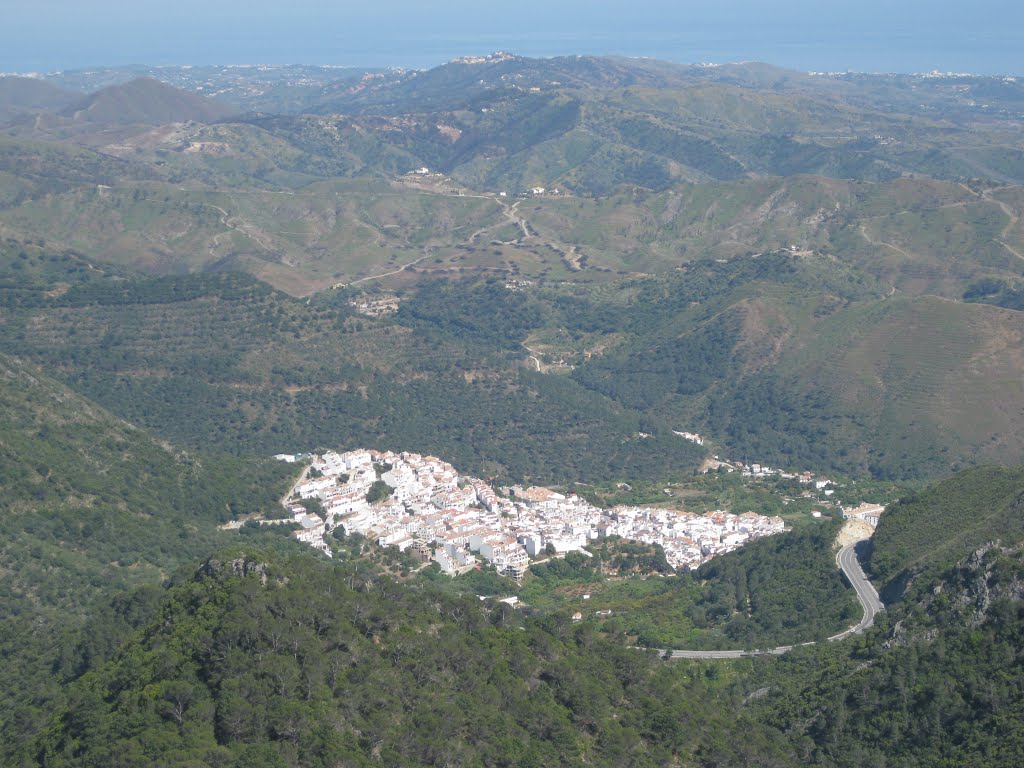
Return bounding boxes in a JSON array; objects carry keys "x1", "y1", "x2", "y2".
[
  {"x1": 240, "y1": 84, "x2": 1024, "y2": 194},
  {"x1": 276, "y1": 54, "x2": 1024, "y2": 192},
  {"x1": 525, "y1": 176, "x2": 1024, "y2": 295},
  {"x1": 709, "y1": 294, "x2": 1024, "y2": 478},
  {"x1": 27, "y1": 549, "x2": 791, "y2": 768},
  {"x1": 868, "y1": 466, "x2": 1024, "y2": 601},
  {"x1": 0, "y1": 353, "x2": 298, "y2": 755},
  {"x1": 0, "y1": 178, "x2": 529, "y2": 294},
  {"x1": 749, "y1": 540, "x2": 1024, "y2": 767},
  {"x1": 4, "y1": 243, "x2": 1022, "y2": 481},
  {"x1": 0, "y1": 271, "x2": 706, "y2": 485},
  {"x1": 1, "y1": 164, "x2": 1019, "y2": 299},
  {"x1": 0, "y1": 348, "x2": 292, "y2": 622},
  {"x1": 59, "y1": 77, "x2": 239, "y2": 126},
  {"x1": 2, "y1": 57, "x2": 1022, "y2": 298},
  {"x1": 0, "y1": 352, "x2": 289, "y2": 520},
  {"x1": 745, "y1": 467, "x2": 1024, "y2": 763},
  {"x1": 0, "y1": 132, "x2": 158, "y2": 188},
  {"x1": 19, "y1": 469, "x2": 1024, "y2": 768},
  {"x1": 555, "y1": 254, "x2": 1024, "y2": 478}
]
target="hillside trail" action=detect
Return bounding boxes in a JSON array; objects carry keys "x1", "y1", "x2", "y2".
[
  {"x1": 466, "y1": 197, "x2": 533, "y2": 244},
  {"x1": 858, "y1": 223, "x2": 916, "y2": 261},
  {"x1": 201, "y1": 200, "x2": 279, "y2": 258},
  {"x1": 521, "y1": 342, "x2": 542, "y2": 371},
  {"x1": 505, "y1": 200, "x2": 531, "y2": 239},
  {"x1": 982, "y1": 188, "x2": 1024, "y2": 262},
  {"x1": 348, "y1": 253, "x2": 431, "y2": 285},
  {"x1": 958, "y1": 182, "x2": 1024, "y2": 263}
]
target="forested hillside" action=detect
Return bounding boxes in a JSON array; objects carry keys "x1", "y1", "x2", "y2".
[
  {"x1": 4, "y1": 235, "x2": 1023, "y2": 481},
  {"x1": 867, "y1": 466, "x2": 1024, "y2": 601},
  {"x1": 733, "y1": 467, "x2": 1024, "y2": 766},
  {"x1": 27, "y1": 550, "x2": 795, "y2": 768},
  {"x1": 0, "y1": 354, "x2": 299, "y2": 757},
  {"x1": 561, "y1": 256, "x2": 1024, "y2": 479},
  {"x1": 19, "y1": 467, "x2": 1024, "y2": 767},
  {"x1": 0, "y1": 268, "x2": 707, "y2": 485},
  {"x1": 748, "y1": 541, "x2": 1024, "y2": 767}
]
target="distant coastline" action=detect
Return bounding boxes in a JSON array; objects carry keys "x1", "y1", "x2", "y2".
[{"x1": 1, "y1": 29, "x2": 1021, "y2": 78}]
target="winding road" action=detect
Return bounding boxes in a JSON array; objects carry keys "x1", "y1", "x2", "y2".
[
  {"x1": 831, "y1": 543, "x2": 885, "y2": 640},
  {"x1": 654, "y1": 542, "x2": 884, "y2": 660},
  {"x1": 522, "y1": 342, "x2": 543, "y2": 371}
]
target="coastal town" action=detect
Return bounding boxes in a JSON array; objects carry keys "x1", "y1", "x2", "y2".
[{"x1": 265, "y1": 448, "x2": 797, "y2": 578}]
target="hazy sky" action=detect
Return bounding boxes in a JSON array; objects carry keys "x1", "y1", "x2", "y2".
[{"x1": 3, "y1": 0, "x2": 1022, "y2": 75}]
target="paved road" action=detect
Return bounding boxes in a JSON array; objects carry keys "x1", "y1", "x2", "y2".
[
  {"x1": 652, "y1": 542, "x2": 884, "y2": 660},
  {"x1": 830, "y1": 543, "x2": 885, "y2": 640}
]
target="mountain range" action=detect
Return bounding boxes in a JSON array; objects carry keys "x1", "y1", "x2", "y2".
[
  {"x1": 1, "y1": 51, "x2": 1024, "y2": 764},
  {"x1": 1, "y1": 54, "x2": 1022, "y2": 480}
]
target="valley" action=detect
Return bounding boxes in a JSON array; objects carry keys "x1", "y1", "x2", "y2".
[{"x1": 1, "y1": 50, "x2": 1024, "y2": 766}]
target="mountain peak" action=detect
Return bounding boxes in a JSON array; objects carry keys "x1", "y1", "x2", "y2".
[{"x1": 61, "y1": 76, "x2": 238, "y2": 126}]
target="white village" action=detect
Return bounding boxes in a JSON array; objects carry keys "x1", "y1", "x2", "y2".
[{"x1": 258, "y1": 448, "x2": 808, "y2": 578}]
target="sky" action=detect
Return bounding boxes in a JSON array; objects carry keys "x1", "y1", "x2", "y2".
[{"x1": 3, "y1": 0, "x2": 1022, "y2": 76}]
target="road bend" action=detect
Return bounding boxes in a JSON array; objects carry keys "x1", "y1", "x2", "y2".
[{"x1": 648, "y1": 542, "x2": 884, "y2": 660}]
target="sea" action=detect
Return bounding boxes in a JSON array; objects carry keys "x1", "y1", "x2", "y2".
[{"x1": 2, "y1": 7, "x2": 1022, "y2": 77}]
